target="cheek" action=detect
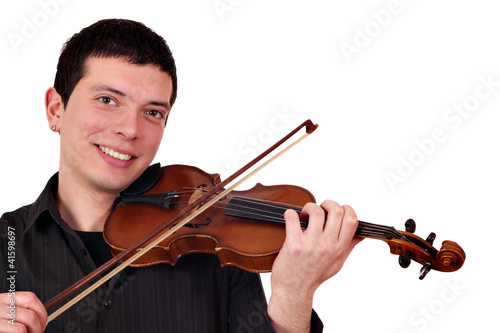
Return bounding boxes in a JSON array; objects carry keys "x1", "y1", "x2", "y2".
[
  {"x1": 63, "y1": 102, "x2": 110, "y2": 133},
  {"x1": 84, "y1": 115, "x2": 115, "y2": 142},
  {"x1": 143, "y1": 127, "x2": 164, "y2": 153},
  {"x1": 80, "y1": 105, "x2": 119, "y2": 137}
]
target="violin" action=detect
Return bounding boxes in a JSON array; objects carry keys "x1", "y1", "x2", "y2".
[
  {"x1": 44, "y1": 119, "x2": 465, "y2": 322},
  {"x1": 105, "y1": 163, "x2": 465, "y2": 279}
]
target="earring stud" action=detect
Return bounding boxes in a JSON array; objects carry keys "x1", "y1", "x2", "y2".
[{"x1": 51, "y1": 125, "x2": 56, "y2": 131}]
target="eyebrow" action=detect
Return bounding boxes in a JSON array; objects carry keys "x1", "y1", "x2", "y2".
[
  {"x1": 90, "y1": 85, "x2": 171, "y2": 110},
  {"x1": 91, "y1": 85, "x2": 126, "y2": 96}
]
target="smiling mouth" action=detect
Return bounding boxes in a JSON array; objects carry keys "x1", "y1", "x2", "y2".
[{"x1": 98, "y1": 145, "x2": 133, "y2": 161}]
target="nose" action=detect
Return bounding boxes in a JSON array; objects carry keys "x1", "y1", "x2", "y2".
[{"x1": 115, "y1": 108, "x2": 140, "y2": 140}]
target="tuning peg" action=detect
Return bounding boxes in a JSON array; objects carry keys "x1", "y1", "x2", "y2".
[
  {"x1": 419, "y1": 262, "x2": 432, "y2": 280},
  {"x1": 426, "y1": 232, "x2": 436, "y2": 245},
  {"x1": 399, "y1": 251, "x2": 412, "y2": 268},
  {"x1": 405, "y1": 219, "x2": 416, "y2": 233}
]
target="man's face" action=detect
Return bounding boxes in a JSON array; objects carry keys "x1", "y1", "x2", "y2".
[{"x1": 56, "y1": 56, "x2": 173, "y2": 193}]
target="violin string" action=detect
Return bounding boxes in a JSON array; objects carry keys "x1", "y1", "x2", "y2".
[
  {"x1": 139, "y1": 185, "x2": 406, "y2": 240},
  {"x1": 173, "y1": 190, "x2": 301, "y2": 222},
  {"x1": 161, "y1": 187, "x2": 303, "y2": 216},
  {"x1": 159, "y1": 188, "x2": 407, "y2": 241},
  {"x1": 179, "y1": 191, "x2": 404, "y2": 240},
  {"x1": 239, "y1": 198, "x2": 406, "y2": 241},
  {"x1": 167, "y1": 194, "x2": 290, "y2": 225},
  {"x1": 212, "y1": 194, "x2": 406, "y2": 240}
]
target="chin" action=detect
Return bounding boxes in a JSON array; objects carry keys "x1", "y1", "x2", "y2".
[
  {"x1": 90, "y1": 159, "x2": 150, "y2": 193},
  {"x1": 92, "y1": 172, "x2": 136, "y2": 194}
]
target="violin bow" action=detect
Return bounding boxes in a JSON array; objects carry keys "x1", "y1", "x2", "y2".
[{"x1": 44, "y1": 120, "x2": 318, "y2": 323}]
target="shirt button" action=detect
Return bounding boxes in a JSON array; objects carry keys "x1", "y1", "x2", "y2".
[
  {"x1": 104, "y1": 300, "x2": 112, "y2": 307},
  {"x1": 80, "y1": 249, "x2": 87, "y2": 256}
]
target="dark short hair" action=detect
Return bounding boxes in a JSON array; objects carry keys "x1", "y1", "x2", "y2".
[{"x1": 54, "y1": 19, "x2": 177, "y2": 109}]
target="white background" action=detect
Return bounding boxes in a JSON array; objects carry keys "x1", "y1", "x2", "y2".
[{"x1": 1, "y1": 1, "x2": 498, "y2": 332}]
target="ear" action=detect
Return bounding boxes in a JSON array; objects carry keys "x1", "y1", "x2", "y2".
[{"x1": 45, "y1": 87, "x2": 63, "y2": 132}]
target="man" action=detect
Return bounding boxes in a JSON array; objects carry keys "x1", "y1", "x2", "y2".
[{"x1": 0, "y1": 19, "x2": 361, "y2": 332}]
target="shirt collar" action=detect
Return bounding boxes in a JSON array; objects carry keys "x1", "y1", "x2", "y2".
[{"x1": 25, "y1": 172, "x2": 68, "y2": 233}]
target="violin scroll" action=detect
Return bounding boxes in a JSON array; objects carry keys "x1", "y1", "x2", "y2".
[
  {"x1": 419, "y1": 241, "x2": 465, "y2": 280},
  {"x1": 436, "y1": 240, "x2": 466, "y2": 271}
]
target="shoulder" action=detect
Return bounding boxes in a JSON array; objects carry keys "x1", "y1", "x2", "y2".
[
  {"x1": 1, "y1": 172, "x2": 59, "y2": 235},
  {"x1": 0, "y1": 204, "x2": 33, "y2": 233}
]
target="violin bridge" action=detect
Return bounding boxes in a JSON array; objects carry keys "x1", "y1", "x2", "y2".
[
  {"x1": 184, "y1": 188, "x2": 212, "y2": 228},
  {"x1": 188, "y1": 188, "x2": 205, "y2": 208}
]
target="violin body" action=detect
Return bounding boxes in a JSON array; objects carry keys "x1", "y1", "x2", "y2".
[{"x1": 104, "y1": 164, "x2": 316, "y2": 273}]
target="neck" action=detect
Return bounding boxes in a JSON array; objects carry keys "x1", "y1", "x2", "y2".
[{"x1": 56, "y1": 171, "x2": 119, "y2": 232}]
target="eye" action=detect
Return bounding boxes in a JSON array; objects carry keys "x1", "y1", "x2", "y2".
[
  {"x1": 98, "y1": 96, "x2": 116, "y2": 105},
  {"x1": 146, "y1": 110, "x2": 165, "y2": 119}
]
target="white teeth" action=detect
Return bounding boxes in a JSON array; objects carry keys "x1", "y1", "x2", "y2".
[{"x1": 99, "y1": 146, "x2": 132, "y2": 161}]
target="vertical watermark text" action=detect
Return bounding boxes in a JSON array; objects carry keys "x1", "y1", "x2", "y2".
[{"x1": 5, "y1": 226, "x2": 17, "y2": 325}]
